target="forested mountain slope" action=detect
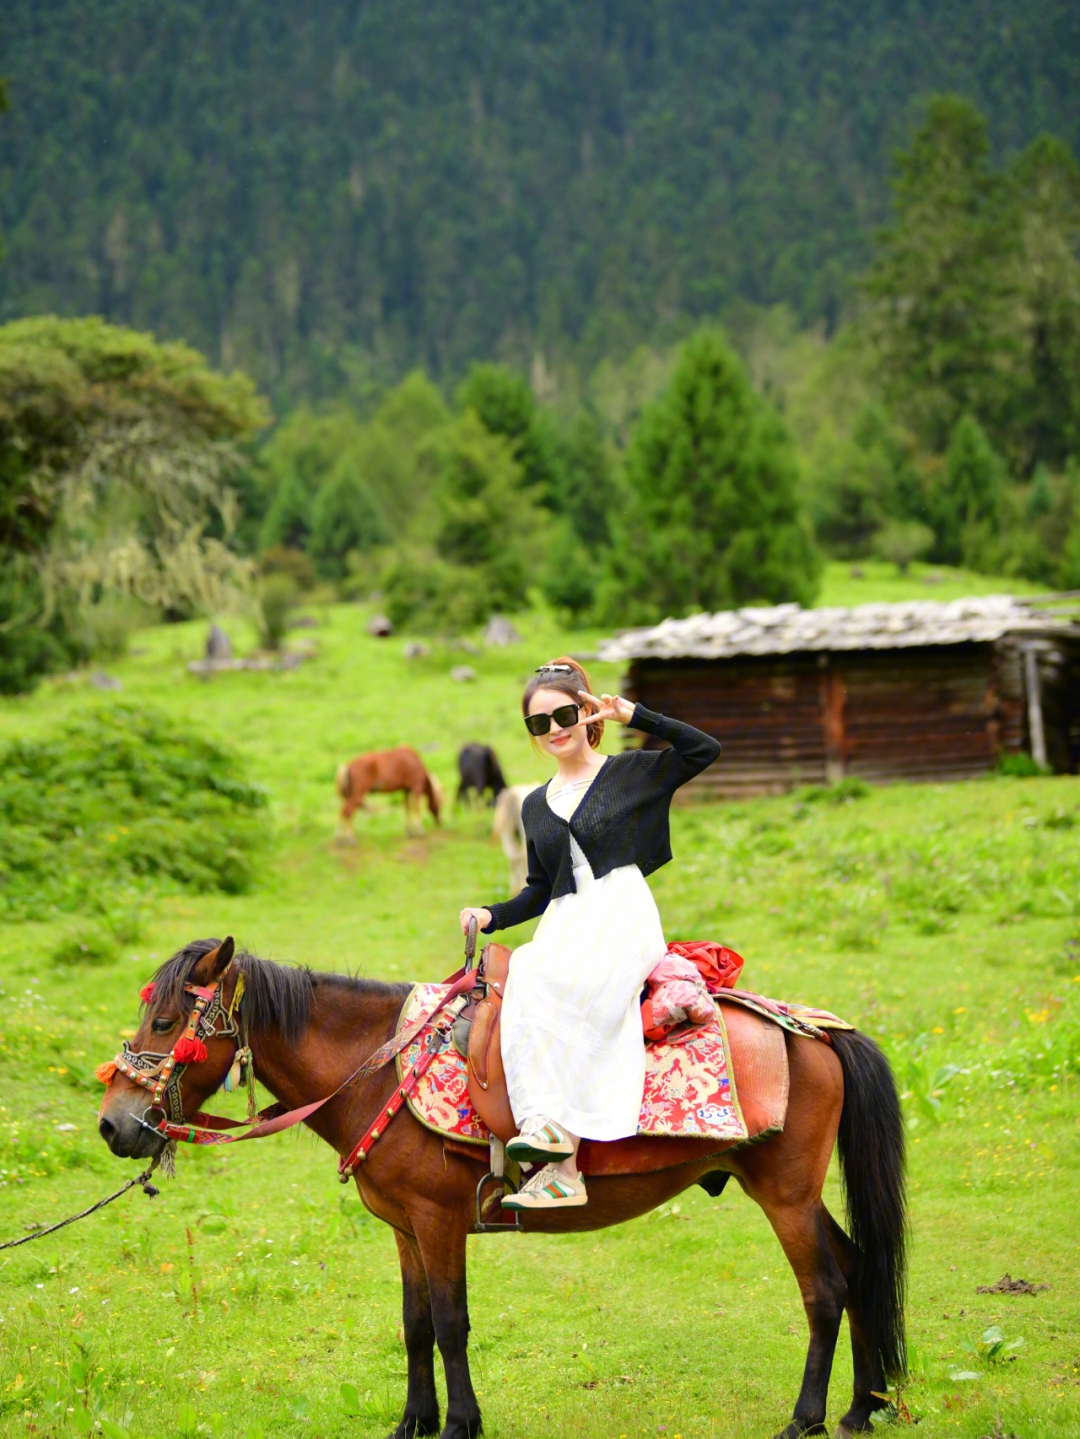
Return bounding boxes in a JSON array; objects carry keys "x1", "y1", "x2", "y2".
[{"x1": 1, "y1": 1, "x2": 1077, "y2": 402}]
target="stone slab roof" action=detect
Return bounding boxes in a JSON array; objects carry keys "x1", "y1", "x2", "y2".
[{"x1": 597, "y1": 596, "x2": 1080, "y2": 663}]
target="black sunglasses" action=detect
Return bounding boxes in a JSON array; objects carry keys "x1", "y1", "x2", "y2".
[{"x1": 524, "y1": 703, "x2": 582, "y2": 737}]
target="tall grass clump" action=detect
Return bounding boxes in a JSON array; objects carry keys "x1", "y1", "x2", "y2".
[{"x1": 0, "y1": 704, "x2": 270, "y2": 919}]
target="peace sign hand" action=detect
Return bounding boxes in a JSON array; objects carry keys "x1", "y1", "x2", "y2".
[{"x1": 579, "y1": 690, "x2": 635, "y2": 726}]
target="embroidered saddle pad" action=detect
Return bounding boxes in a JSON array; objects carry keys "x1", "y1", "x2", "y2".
[{"x1": 395, "y1": 983, "x2": 813, "y2": 1175}]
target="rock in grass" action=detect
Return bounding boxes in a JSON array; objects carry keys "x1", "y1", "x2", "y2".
[
  {"x1": 451, "y1": 665, "x2": 476, "y2": 683},
  {"x1": 482, "y1": 615, "x2": 521, "y2": 646},
  {"x1": 206, "y1": 624, "x2": 232, "y2": 660},
  {"x1": 367, "y1": 614, "x2": 394, "y2": 637}
]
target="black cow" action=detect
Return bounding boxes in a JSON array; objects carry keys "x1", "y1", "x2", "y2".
[{"x1": 457, "y1": 743, "x2": 507, "y2": 807}]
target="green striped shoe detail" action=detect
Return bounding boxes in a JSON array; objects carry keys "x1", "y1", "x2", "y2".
[{"x1": 506, "y1": 1120, "x2": 574, "y2": 1163}]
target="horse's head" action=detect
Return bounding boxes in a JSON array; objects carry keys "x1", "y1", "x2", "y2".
[{"x1": 97, "y1": 936, "x2": 242, "y2": 1159}]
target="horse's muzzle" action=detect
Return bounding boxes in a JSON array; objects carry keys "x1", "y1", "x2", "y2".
[{"x1": 98, "y1": 1108, "x2": 167, "y2": 1159}]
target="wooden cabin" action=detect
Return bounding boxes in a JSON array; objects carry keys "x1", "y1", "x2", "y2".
[{"x1": 598, "y1": 597, "x2": 1080, "y2": 797}]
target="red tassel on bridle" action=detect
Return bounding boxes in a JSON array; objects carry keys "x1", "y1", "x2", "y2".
[
  {"x1": 139, "y1": 982, "x2": 156, "y2": 1004},
  {"x1": 173, "y1": 1036, "x2": 208, "y2": 1065},
  {"x1": 95, "y1": 1060, "x2": 117, "y2": 1086}
]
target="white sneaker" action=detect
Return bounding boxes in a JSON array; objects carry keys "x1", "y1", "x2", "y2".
[
  {"x1": 501, "y1": 1164, "x2": 588, "y2": 1210},
  {"x1": 506, "y1": 1117, "x2": 575, "y2": 1163}
]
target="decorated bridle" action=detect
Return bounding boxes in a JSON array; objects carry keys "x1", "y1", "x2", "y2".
[
  {"x1": 96, "y1": 923, "x2": 485, "y2": 1170},
  {"x1": 96, "y1": 963, "x2": 254, "y2": 1135}
]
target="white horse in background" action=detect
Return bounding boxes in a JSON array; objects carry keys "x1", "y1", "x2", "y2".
[{"x1": 492, "y1": 782, "x2": 541, "y2": 895}]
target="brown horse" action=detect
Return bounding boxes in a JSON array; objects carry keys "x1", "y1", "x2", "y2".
[
  {"x1": 336, "y1": 746, "x2": 443, "y2": 840},
  {"x1": 98, "y1": 938, "x2": 906, "y2": 1439}
]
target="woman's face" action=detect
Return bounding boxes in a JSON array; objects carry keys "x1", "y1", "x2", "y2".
[{"x1": 526, "y1": 686, "x2": 591, "y2": 762}]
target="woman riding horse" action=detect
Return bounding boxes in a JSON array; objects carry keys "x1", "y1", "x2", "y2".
[{"x1": 459, "y1": 656, "x2": 721, "y2": 1211}]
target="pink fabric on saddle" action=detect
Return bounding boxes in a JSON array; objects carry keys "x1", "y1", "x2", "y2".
[
  {"x1": 641, "y1": 942, "x2": 745, "y2": 1042},
  {"x1": 642, "y1": 955, "x2": 715, "y2": 1039}
]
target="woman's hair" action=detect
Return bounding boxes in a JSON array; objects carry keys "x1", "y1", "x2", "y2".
[{"x1": 522, "y1": 655, "x2": 604, "y2": 749}]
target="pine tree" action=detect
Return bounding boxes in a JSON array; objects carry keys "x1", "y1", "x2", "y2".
[
  {"x1": 557, "y1": 409, "x2": 622, "y2": 551},
  {"x1": 434, "y1": 410, "x2": 541, "y2": 613},
  {"x1": 932, "y1": 415, "x2": 1006, "y2": 568},
  {"x1": 456, "y1": 364, "x2": 562, "y2": 505},
  {"x1": 865, "y1": 96, "x2": 1020, "y2": 455},
  {"x1": 600, "y1": 329, "x2": 821, "y2": 622},
  {"x1": 1007, "y1": 135, "x2": 1080, "y2": 472},
  {"x1": 307, "y1": 456, "x2": 387, "y2": 579}
]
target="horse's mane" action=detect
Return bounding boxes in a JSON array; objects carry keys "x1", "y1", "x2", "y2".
[{"x1": 149, "y1": 938, "x2": 410, "y2": 1045}]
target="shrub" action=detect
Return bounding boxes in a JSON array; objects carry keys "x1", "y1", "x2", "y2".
[
  {"x1": 798, "y1": 777, "x2": 871, "y2": 805},
  {"x1": 52, "y1": 926, "x2": 117, "y2": 967},
  {"x1": 997, "y1": 752, "x2": 1050, "y2": 778},
  {"x1": 258, "y1": 546, "x2": 316, "y2": 589},
  {"x1": 257, "y1": 573, "x2": 299, "y2": 649},
  {"x1": 382, "y1": 554, "x2": 489, "y2": 635},
  {"x1": 0, "y1": 705, "x2": 269, "y2": 920}
]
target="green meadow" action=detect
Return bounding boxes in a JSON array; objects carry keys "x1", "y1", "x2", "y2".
[{"x1": 1, "y1": 569, "x2": 1078, "y2": 1439}]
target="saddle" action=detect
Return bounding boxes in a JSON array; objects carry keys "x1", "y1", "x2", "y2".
[{"x1": 459, "y1": 944, "x2": 790, "y2": 1177}]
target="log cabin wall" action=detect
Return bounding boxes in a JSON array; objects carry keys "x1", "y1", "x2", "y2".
[
  {"x1": 624, "y1": 639, "x2": 1053, "y2": 797},
  {"x1": 838, "y1": 644, "x2": 1013, "y2": 784},
  {"x1": 626, "y1": 654, "x2": 829, "y2": 795}
]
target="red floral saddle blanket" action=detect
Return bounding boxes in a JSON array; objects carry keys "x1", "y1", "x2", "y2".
[{"x1": 396, "y1": 983, "x2": 750, "y2": 1149}]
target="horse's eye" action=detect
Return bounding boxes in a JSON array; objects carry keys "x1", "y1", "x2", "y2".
[{"x1": 151, "y1": 1017, "x2": 176, "y2": 1034}]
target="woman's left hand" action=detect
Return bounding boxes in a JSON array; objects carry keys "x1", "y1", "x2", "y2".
[{"x1": 578, "y1": 690, "x2": 635, "y2": 725}]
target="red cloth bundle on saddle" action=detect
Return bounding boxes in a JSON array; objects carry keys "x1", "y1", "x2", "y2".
[{"x1": 641, "y1": 942, "x2": 745, "y2": 1043}]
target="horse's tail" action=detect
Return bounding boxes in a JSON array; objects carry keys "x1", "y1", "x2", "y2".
[
  {"x1": 335, "y1": 762, "x2": 352, "y2": 800},
  {"x1": 831, "y1": 1027, "x2": 907, "y2": 1382},
  {"x1": 425, "y1": 771, "x2": 443, "y2": 823}
]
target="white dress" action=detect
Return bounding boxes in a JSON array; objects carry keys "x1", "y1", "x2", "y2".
[{"x1": 499, "y1": 771, "x2": 668, "y2": 1141}]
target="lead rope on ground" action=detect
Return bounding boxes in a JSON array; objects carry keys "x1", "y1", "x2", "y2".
[{"x1": 0, "y1": 1154, "x2": 162, "y2": 1252}]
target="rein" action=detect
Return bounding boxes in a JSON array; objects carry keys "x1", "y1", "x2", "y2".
[{"x1": 101, "y1": 958, "x2": 482, "y2": 1164}]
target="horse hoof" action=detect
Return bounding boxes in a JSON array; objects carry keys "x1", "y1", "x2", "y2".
[{"x1": 773, "y1": 1425, "x2": 827, "y2": 1439}]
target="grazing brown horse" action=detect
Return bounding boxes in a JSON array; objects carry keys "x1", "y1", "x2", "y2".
[
  {"x1": 336, "y1": 746, "x2": 443, "y2": 840},
  {"x1": 98, "y1": 938, "x2": 906, "y2": 1439}
]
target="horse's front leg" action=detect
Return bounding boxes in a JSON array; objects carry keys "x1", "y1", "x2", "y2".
[
  {"x1": 391, "y1": 1231, "x2": 441, "y2": 1438},
  {"x1": 413, "y1": 1206, "x2": 481, "y2": 1439}
]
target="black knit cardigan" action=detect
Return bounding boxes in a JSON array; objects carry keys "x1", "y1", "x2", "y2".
[{"x1": 483, "y1": 704, "x2": 721, "y2": 933}]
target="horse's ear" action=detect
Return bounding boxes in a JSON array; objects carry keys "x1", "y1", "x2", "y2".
[{"x1": 190, "y1": 937, "x2": 236, "y2": 986}]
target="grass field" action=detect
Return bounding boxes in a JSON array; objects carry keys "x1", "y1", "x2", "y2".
[{"x1": 1, "y1": 577, "x2": 1078, "y2": 1439}]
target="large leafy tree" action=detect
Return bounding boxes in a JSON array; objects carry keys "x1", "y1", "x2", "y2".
[
  {"x1": 865, "y1": 96, "x2": 1020, "y2": 456},
  {"x1": 0, "y1": 316, "x2": 268, "y2": 689},
  {"x1": 600, "y1": 329, "x2": 821, "y2": 622}
]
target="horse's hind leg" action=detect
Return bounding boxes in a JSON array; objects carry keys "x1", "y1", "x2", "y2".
[
  {"x1": 756, "y1": 1196, "x2": 847, "y2": 1438},
  {"x1": 412, "y1": 1208, "x2": 481, "y2": 1439},
  {"x1": 736, "y1": 1035, "x2": 848, "y2": 1438},
  {"x1": 392, "y1": 1231, "x2": 441, "y2": 1438},
  {"x1": 825, "y1": 1212, "x2": 886, "y2": 1436}
]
